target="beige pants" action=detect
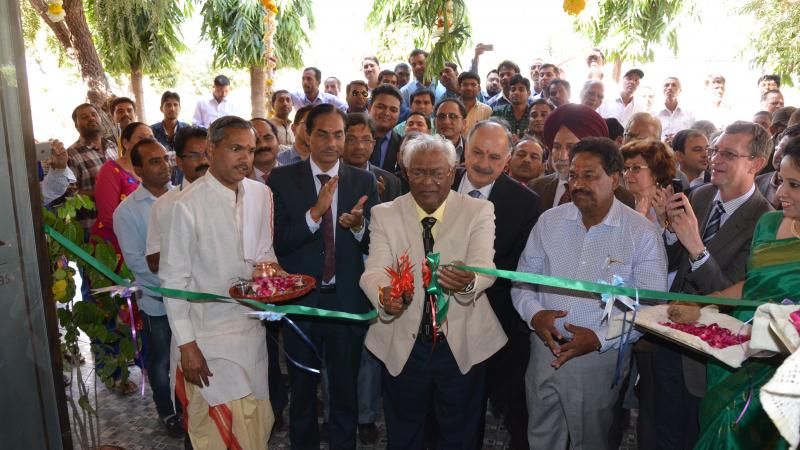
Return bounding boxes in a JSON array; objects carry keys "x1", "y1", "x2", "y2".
[{"x1": 181, "y1": 374, "x2": 274, "y2": 450}]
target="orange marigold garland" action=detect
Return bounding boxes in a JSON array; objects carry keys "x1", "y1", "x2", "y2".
[{"x1": 563, "y1": 0, "x2": 586, "y2": 16}]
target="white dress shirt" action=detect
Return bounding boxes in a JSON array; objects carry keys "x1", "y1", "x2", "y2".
[
  {"x1": 597, "y1": 94, "x2": 645, "y2": 127},
  {"x1": 553, "y1": 177, "x2": 569, "y2": 206},
  {"x1": 159, "y1": 173, "x2": 276, "y2": 406},
  {"x1": 457, "y1": 174, "x2": 494, "y2": 199},
  {"x1": 192, "y1": 94, "x2": 239, "y2": 128},
  {"x1": 511, "y1": 199, "x2": 668, "y2": 352},
  {"x1": 656, "y1": 104, "x2": 695, "y2": 140}
]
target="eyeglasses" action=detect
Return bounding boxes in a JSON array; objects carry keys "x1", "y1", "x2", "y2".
[
  {"x1": 345, "y1": 136, "x2": 375, "y2": 146},
  {"x1": 180, "y1": 151, "x2": 208, "y2": 161},
  {"x1": 350, "y1": 91, "x2": 369, "y2": 98},
  {"x1": 435, "y1": 113, "x2": 462, "y2": 121},
  {"x1": 407, "y1": 168, "x2": 452, "y2": 183},
  {"x1": 623, "y1": 164, "x2": 649, "y2": 174},
  {"x1": 708, "y1": 147, "x2": 756, "y2": 161}
]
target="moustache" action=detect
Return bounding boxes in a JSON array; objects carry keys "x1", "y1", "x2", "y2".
[
  {"x1": 194, "y1": 164, "x2": 210, "y2": 173},
  {"x1": 571, "y1": 188, "x2": 592, "y2": 197},
  {"x1": 470, "y1": 165, "x2": 494, "y2": 175},
  {"x1": 254, "y1": 146, "x2": 273, "y2": 154}
]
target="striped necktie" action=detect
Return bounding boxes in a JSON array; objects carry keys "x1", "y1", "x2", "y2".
[{"x1": 702, "y1": 200, "x2": 726, "y2": 243}]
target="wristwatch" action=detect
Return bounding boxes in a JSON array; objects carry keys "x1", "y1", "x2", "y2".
[{"x1": 689, "y1": 247, "x2": 709, "y2": 263}]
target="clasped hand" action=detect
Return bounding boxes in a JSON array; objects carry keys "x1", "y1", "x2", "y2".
[{"x1": 531, "y1": 310, "x2": 600, "y2": 369}]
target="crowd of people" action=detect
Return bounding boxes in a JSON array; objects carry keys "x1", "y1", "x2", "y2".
[{"x1": 37, "y1": 45, "x2": 800, "y2": 450}]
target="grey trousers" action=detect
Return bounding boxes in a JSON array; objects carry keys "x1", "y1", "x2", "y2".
[{"x1": 526, "y1": 334, "x2": 631, "y2": 450}]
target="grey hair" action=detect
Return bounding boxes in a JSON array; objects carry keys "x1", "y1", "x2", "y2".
[
  {"x1": 208, "y1": 115, "x2": 256, "y2": 145},
  {"x1": 724, "y1": 120, "x2": 772, "y2": 159},
  {"x1": 467, "y1": 118, "x2": 514, "y2": 154},
  {"x1": 580, "y1": 79, "x2": 604, "y2": 99},
  {"x1": 402, "y1": 133, "x2": 457, "y2": 168}
]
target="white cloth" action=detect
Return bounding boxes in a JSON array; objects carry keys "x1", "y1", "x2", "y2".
[
  {"x1": 192, "y1": 95, "x2": 239, "y2": 128},
  {"x1": 597, "y1": 94, "x2": 645, "y2": 127},
  {"x1": 761, "y1": 349, "x2": 800, "y2": 449},
  {"x1": 146, "y1": 178, "x2": 194, "y2": 256},
  {"x1": 656, "y1": 105, "x2": 695, "y2": 140},
  {"x1": 159, "y1": 172, "x2": 276, "y2": 406}
]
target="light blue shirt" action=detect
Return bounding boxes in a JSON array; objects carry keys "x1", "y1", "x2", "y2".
[
  {"x1": 276, "y1": 146, "x2": 303, "y2": 166},
  {"x1": 290, "y1": 90, "x2": 347, "y2": 112},
  {"x1": 113, "y1": 184, "x2": 169, "y2": 316},
  {"x1": 399, "y1": 79, "x2": 446, "y2": 108},
  {"x1": 511, "y1": 199, "x2": 668, "y2": 352}
]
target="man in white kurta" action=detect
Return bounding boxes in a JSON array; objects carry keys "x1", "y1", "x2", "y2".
[{"x1": 159, "y1": 116, "x2": 276, "y2": 450}]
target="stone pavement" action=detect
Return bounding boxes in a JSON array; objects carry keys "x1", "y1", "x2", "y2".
[{"x1": 66, "y1": 347, "x2": 639, "y2": 449}]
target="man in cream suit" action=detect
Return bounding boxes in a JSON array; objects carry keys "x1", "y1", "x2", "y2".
[{"x1": 360, "y1": 133, "x2": 507, "y2": 449}]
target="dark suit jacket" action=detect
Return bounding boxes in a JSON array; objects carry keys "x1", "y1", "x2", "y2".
[
  {"x1": 369, "y1": 130, "x2": 402, "y2": 173},
  {"x1": 267, "y1": 160, "x2": 380, "y2": 314},
  {"x1": 368, "y1": 163, "x2": 402, "y2": 202},
  {"x1": 453, "y1": 170, "x2": 541, "y2": 334},
  {"x1": 755, "y1": 171, "x2": 779, "y2": 208},
  {"x1": 667, "y1": 183, "x2": 773, "y2": 396},
  {"x1": 528, "y1": 172, "x2": 636, "y2": 211}
]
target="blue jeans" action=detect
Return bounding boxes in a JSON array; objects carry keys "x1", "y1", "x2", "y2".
[{"x1": 141, "y1": 312, "x2": 177, "y2": 419}]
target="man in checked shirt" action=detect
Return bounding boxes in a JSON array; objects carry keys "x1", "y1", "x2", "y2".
[{"x1": 512, "y1": 137, "x2": 667, "y2": 450}]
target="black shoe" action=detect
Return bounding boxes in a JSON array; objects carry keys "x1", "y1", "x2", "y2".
[
  {"x1": 162, "y1": 415, "x2": 186, "y2": 439},
  {"x1": 358, "y1": 423, "x2": 379, "y2": 445},
  {"x1": 319, "y1": 421, "x2": 329, "y2": 442}
]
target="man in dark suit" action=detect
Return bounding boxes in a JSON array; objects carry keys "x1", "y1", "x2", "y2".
[
  {"x1": 368, "y1": 84, "x2": 404, "y2": 173},
  {"x1": 527, "y1": 103, "x2": 636, "y2": 211},
  {"x1": 267, "y1": 104, "x2": 380, "y2": 450},
  {"x1": 343, "y1": 113, "x2": 402, "y2": 203},
  {"x1": 643, "y1": 121, "x2": 773, "y2": 450},
  {"x1": 452, "y1": 119, "x2": 540, "y2": 449},
  {"x1": 340, "y1": 111, "x2": 400, "y2": 443}
]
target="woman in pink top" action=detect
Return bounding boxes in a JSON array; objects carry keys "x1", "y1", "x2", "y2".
[{"x1": 90, "y1": 122, "x2": 153, "y2": 253}]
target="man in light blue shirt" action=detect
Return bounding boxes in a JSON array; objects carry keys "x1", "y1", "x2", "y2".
[
  {"x1": 399, "y1": 48, "x2": 447, "y2": 107},
  {"x1": 291, "y1": 67, "x2": 348, "y2": 112},
  {"x1": 113, "y1": 138, "x2": 183, "y2": 437},
  {"x1": 511, "y1": 137, "x2": 667, "y2": 450}
]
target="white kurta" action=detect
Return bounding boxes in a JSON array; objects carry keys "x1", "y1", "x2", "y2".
[{"x1": 159, "y1": 172, "x2": 276, "y2": 406}]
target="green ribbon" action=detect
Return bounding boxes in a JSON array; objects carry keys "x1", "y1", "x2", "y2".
[
  {"x1": 425, "y1": 252, "x2": 450, "y2": 324},
  {"x1": 44, "y1": 224, "x2": 378, "y2": 321},
  {"x1": 456, "y1": 265, "x2": 766, "y2": 308}
]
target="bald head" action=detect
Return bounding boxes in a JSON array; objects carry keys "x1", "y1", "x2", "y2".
[{"x1": 624, "y1": 112, "x2": 662, "y2": 143}]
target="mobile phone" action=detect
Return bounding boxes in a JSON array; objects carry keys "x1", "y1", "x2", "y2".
[
  {"x1": 35, "y1": 142, "x2": 51, "y2": 161},
  {"x1": 484, "y1": 44, "x2": 494, "y2": 51},
  {"x1": 671, "y1": 178, "x2": 684, "y2": 195}
]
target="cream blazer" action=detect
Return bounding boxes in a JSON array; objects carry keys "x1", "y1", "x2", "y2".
[{"x1": 360, "y1": 191, "x2": 507, "y2": 376}]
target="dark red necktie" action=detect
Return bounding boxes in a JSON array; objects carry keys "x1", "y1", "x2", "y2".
[
  {"x1": 317, "y1": 174, "x2": 336, "y2": 282},
  {"x1": 557, "y1": 182, "x2": 571, "y2": 205}
]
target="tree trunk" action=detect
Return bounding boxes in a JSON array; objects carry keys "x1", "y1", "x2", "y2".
[
  {"x1": 612, "y1": 58, "x2": 622, "y2": 85},
  {"x1": 250, "y1": 65, "x2": 267, "y2": 119},
  {"x1": 29, "y1": 0, "x2": 111, "y2": 107},
  {"x1": 130, "y1": 67, "x2": 145, "y2": 123}
]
